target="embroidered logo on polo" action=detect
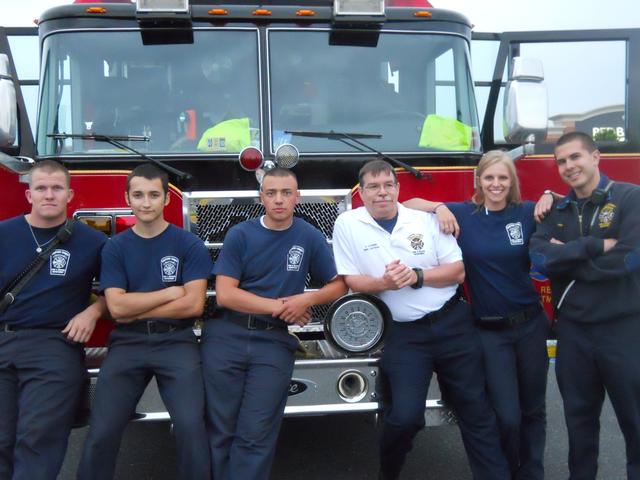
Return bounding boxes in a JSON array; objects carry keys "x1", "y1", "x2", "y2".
[
  {"x1": 407, "y1": 233, "x2": 425, "y2": 254},
  {"x1": 287, "y1": 245, "x2": 304, "y2": 271},
  {"x1": 161, "y1": 256, "x2": 179, "y2": 282},
  {"x1": 50, "y1": 249, "x2": 70, "y2": 276},
  {"x1": 505, "y1": 222, "x2": 524, "y2": 246},
  {"x1": 598, "y1": 203, "x2": 616, "y2": 229}
]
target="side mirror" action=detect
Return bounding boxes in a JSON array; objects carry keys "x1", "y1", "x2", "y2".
[
  {"x1": 503, "y1": 57, "x2": 548, "y2": 144},
  {"x1": 0, "y1": 53, "x2": 18, "y2": 149}
]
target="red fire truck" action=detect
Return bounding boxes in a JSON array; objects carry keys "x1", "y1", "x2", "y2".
[{"x1": 1, "y1": 0, "x2": 638, "y2": 424}]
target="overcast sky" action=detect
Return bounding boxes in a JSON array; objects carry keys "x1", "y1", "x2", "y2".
[{"x1": 1, "y1": 0, "x2": 639, "y2": 30}]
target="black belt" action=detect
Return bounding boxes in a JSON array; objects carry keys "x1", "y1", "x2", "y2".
[
  {"x1": 226, "y1": 314, "x2": 286, "y2": 331},
  {"x1": 0, "y1": 322, "x2": 61, "y2": 332},
  {"x1": 476, "y1": 303, "x2": 542, "y2": 331},
  {"x1": 415, "y1": 295, "x2": 461, "y2": 325},
  {"x1": 117, "y1": 320, "x2": 191, "y2": 335}
]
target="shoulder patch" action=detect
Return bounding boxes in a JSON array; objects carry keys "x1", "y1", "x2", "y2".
[{"x1": 598, "y1": 203, "x2": 616, "y2": 229}]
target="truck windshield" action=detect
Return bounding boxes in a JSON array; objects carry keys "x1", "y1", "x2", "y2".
[
  {"x1": 269, "y1": 30, "x2": 480, "y2": 154},
  {"x1": 37, "y1": 29, "x2": 260, "y2": 156},
  {"x1": 36, "y1": 28, "x2": 479, "y2": 157}
]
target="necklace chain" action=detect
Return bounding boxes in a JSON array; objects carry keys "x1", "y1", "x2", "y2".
[{"x1": 26, "y1": 218, "x2": 57, "y2": 254}]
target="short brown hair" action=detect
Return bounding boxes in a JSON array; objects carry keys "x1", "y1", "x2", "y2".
[
  {"x1": 127, "y1": 163, "x2": 169, "y2": 195},
  {"x1": 261, "y1": 167, "x2": 298, "y2": 187},
  {"x1": 472, "y1": 150, "x2": 522, "y2": 205},
  {"x1": 358, "y1": 160, "x2": 397, "y2": 187},
  {"x1": 556, "y1": 131, "x2": 597, "y2": 153},
  {"x1": 28, "y1": 160, "x2": 70, "y2": 188}
]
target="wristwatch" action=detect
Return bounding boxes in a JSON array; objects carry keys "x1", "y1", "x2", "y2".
[
  {"x1": 411, "y1": 268, "x2": 424, "y2": 289},
  {"x1": 543, "y1": 189, "x2": 554, "y2": 197}
]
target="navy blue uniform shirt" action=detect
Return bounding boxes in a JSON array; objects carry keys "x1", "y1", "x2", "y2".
[
  {"x1": 448, "y1": 201, "x2": 539, "y2": 318},
  {"x1": 100, "y1": 224, "x2": 211, "y2": 325},
  {"x1": 213, "y1": 217, "x2": 336, "y2": 311},
  {"x1": 0, "y1": 216, "x2": 106, "y2": 328}
]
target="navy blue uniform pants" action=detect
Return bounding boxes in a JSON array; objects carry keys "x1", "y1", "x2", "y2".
[
  {"x1": 556, "y1": 316, "x2": 640, "y2": 480},
  {"x1": 77, "y1": 327, "x2": 209, "y2": 480},
  {"x1": 379, "y1": 300, "x2": 510, "y2": 480},
  {"x1": 201, "y1": 318, "x2": 298, "y2": 480},
  {"x1": 0, "y1": 329, "x2": 85, "y2": 480},
  {"x1": 478, "y1": 309, "x2": 549, "y2": 480}
]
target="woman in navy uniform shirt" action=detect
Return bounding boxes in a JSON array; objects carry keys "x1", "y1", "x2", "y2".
[{"x1": 406, "y1": 150, "x2": 550, "y2": 480}]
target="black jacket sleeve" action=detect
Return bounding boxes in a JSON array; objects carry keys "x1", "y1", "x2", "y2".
[{"x1": 529, "y1": 215, "x2": 603, "y2": 277}]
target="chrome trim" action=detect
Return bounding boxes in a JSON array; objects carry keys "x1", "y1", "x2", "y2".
[
  {"x1": 289, "y1": 323, "x2": 324, "y2": 333},
  {"x1": 131, "y1": 412, "x2": 172, "y2": 422},
  {"x1": 283, "y1": 399, "x2": 445, "y2": 416},
  {"x1": 284, "y1": 402, "x2": 378, "y2": 415},
  {"x1": 126, "y1": 399, "x2": 448, "y2": 420},
  {"x1": 184, "y1": 189, "x2": 348, "y2": 200},
  {"x1": 293, "y1": 358, "x2": 378, "y2": 367}
]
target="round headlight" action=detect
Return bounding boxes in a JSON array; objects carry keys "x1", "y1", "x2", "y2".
[
  {"x1": 324, "y1": 294, "x2": 389, "y2": 354},
  {"x1": 275, "y1": 143, "x2": 299, "y2": 169}
]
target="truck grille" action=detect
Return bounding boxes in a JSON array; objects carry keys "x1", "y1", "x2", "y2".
[{"x1": 189, "y1": 189, "x2": 351, "y2": 243}]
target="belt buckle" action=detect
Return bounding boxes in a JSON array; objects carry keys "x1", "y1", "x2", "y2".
[
  {"x1": 146, "y1": 321, "x2": 157, "y2": 335},
  {"x1": 1, "y1": 323, "x2": 13, "y2": 333},
  {"x1": 247, "y1": 316, "x2": 257, "y2": 330}
]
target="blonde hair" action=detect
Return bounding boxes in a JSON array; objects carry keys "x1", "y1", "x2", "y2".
[{"x1": 472, "y1": 150, "x2": 521, "y2": 206}]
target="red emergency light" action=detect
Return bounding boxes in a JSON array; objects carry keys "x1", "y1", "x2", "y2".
[{"x1": 239, "y1": 147, "x2": 264, "y2": 171}]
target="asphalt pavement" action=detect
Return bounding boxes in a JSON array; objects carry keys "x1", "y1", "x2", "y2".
[{"x1": 59, "y1": 367, "x2": 626, "y2": 479}]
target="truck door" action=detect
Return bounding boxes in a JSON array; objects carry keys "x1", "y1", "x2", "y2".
[{"x1": 475, "y1": 29, "x2": 640, "y2": 161}]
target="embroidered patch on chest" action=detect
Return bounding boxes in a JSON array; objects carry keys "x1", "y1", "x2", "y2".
[
  {"x1": 287, "y1": 245, "x2": 304, "y2": 271},
  {"x1": 407, "y1": 233, "x2": 425, "y2": 254},
  {"x1": 161, "y1": 256, "x2": 179, "y2": 282},
  {"x1": 505, "y1": 222, "x2": 524, "y2": 246},
  {"x1": 50, "y1": 249, "x2": 70, "y2": 276},
  {"x1": 598, "y1": 203, "x2": 616, "y2": 229}
]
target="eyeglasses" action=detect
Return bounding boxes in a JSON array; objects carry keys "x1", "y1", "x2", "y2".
[{"x1": 363, "y1": 182, "x2": 398, "y2": 194}]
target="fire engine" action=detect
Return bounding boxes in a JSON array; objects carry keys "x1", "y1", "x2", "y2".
[{"x1": 1, "y1": 0, "x2": 638, "y2": 424}]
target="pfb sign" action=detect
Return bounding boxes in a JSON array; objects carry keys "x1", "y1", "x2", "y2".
[{"x1": 592, "y1": 126, "x2": 626, "y2": 142}]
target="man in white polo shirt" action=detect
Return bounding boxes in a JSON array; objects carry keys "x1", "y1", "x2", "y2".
[{"x1": 332, "y1": 160, "x2": 509, "y2": 480}]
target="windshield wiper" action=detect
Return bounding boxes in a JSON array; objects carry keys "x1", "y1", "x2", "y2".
[
  {"x1": 285, "y1": 130, "x2": 423, "y2": 179},
  {"x1": 48, "y1": 132, "x2": 193, "y2": 187}
]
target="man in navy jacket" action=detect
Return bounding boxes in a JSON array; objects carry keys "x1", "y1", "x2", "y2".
[{"x1": 530, "y1": 131, "x2": 640, "y2": 479}]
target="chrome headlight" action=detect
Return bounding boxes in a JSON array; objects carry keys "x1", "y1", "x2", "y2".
[
  {"x1": 324, "y1": 294, "x2": 389, "y2": 354},
  {"x1": 274, "y1": 143, "x2": 299, "y2": 169}
]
